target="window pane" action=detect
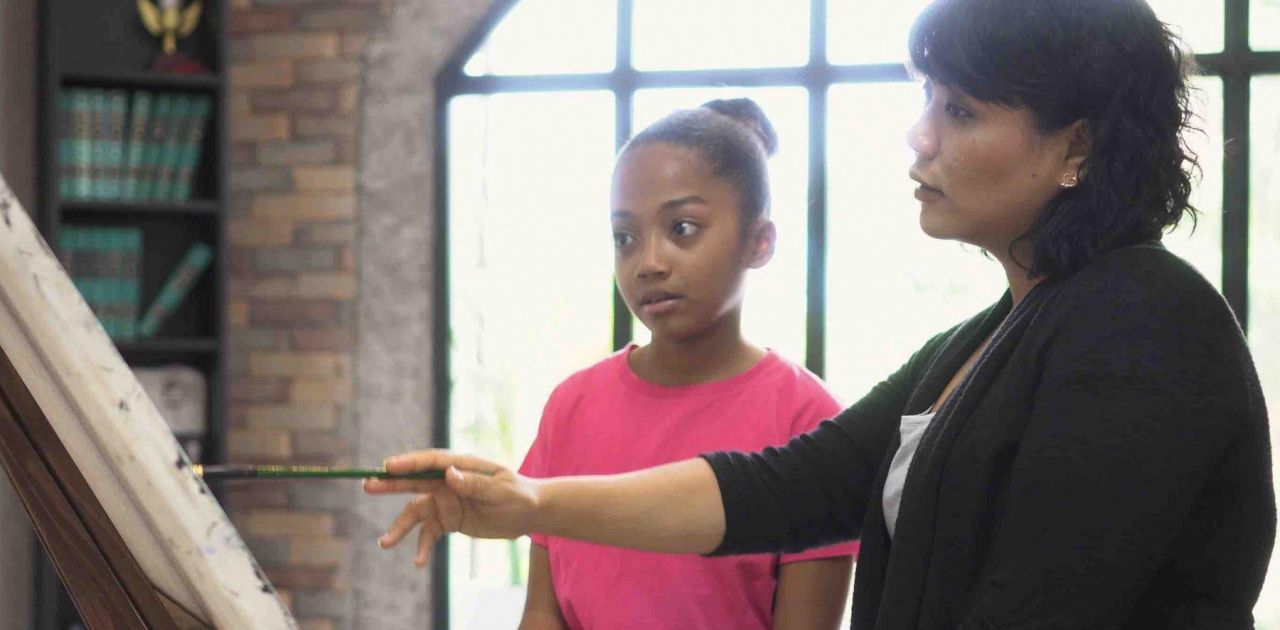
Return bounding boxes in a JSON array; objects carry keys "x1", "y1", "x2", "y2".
[
  {"x1": 447, "y1": 91, "x2": 615, "y2": 628},
  {"x1": 1146, "y1": 0, "x2": 1225, "y2": 54},
  {"x1": 1252, "y1": 0, "x2": 1280, "y2": 51},
  {"x1": 1249, "y1": 75, "x2": 1280, "y2": 627},
  {"x1": 1163, "y1": 76, "x2": 1223, "y2": 288},
  {"x1": 632, "y1": 0, "x2": 809, "y2": 70},
  {"x1": 827, "y1": 0, "x2": 933, "y2": 65},
  {"x1": 825, "y1": 83, "x2": 1006, "y2": 404},
  {"x1": 629, "y1": 88, "x2": 810, "y2": 365},
  {"x1": 463, "y1": 0, "x2": 616, "y2": 76}
]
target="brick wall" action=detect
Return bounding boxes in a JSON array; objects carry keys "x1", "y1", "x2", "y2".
[
  {"x1": 226, "y1": 0, "x2": 497, "y2": 625},
  {"x1": 226, "y1": 2, "x2": 384, "y2": 627}
]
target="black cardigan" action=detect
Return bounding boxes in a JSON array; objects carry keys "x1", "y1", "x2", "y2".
[{"x1": 703, "y1": 243, "x2": 1275, "y2": 629}]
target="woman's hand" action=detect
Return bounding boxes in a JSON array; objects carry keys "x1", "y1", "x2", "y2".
[
  {"x1": 367, "y1": 454, "x2": 726, "y2": 563},
  {"x1": 362, "y1": 450, "x2": 540, "y2": 567}
]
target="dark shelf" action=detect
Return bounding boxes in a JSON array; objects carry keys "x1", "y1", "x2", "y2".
[
  {"x1": 116, "y1": 337, "x2": 220, "y2": 355},
  {"x1": 35, "y1": 0, "x2": 228, "y2": 625},
  {"x1": 62, "y1": 70, "x2": 220, "y2": 92},
  {"x1": 61, "y1": 199, "x2": 220, "y2": 217}
]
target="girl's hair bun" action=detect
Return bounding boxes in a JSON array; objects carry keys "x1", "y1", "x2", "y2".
[{"x1": 700, "y1": 98, "x2": 779, "y2": 157}]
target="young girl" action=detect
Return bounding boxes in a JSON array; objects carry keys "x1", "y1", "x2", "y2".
[{"x1": 515, "y1": 99, "x2": 857, "y2": 629}]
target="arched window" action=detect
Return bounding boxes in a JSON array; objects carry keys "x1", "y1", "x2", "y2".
[{"x1": 434, "y1": 1, "x2": 1280, "y2": 627}]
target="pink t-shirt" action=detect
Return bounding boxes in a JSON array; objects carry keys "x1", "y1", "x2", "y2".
[{"x1": 519, "y1": 346, "x2": 859, "y2": 630}]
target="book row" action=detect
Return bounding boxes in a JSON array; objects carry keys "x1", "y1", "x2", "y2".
[
  {"x1": 58, "y1": 226, "x2": 215, "y2": 340},
  {"x1": 58, "y1": 87, "x2": 213, "y2": 203}
]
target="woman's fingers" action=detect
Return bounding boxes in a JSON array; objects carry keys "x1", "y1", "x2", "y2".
[
  {"x1": 414, "y1": 496, "x2": 445, "y2": 567},
  {"x1": 380, "y1": 494, "x2": 436, "y2": 549},
  {"x1": 370, "y1": 452, "x2": 533, "y2": 558},
  {"x1": 444, "y1": 465, "x2": 497, "y2": 502},
  {"x1": 362, "y1": 477, "x2": 445, "y2": 495},
  {"x1": 383, "y1": 450, "x2": 502, "y2": 476}
]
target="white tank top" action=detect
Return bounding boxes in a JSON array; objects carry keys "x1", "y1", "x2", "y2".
[{"x1": 882, "y1": 412, "x2": 936, "y2": 539}]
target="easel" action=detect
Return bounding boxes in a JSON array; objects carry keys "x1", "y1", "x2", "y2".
[
  {"x1": 0, "y1": 343, "x2": 201, "y2": 628},
  {"x1": 0, "y1": 173, "x2": 292, "y2": 629}
]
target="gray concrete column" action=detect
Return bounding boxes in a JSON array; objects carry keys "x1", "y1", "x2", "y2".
[{"x1": 353, "y1": 1, "x2": 496, "y2": 627}]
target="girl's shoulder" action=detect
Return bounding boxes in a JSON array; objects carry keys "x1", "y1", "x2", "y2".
[
  {"x1": 758, "y1": 351, "x2": 845, "y2": 426},
  {"x1": 546, "y1": 348, "x2": 632, "y2": 402}
]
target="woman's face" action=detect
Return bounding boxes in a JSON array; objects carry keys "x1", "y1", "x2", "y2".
[
  {"x1": 907, "y1": 80, "x2": 1084, "y2": 257},
  {"x1": 610, "y1": 143, "x2": 773, "y2": 342}
]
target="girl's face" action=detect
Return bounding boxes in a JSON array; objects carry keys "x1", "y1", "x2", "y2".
[
  {"x1": 610, "y1": 143, "x2": 774, "y2": 342},
  {"x1": 907, "y1": 81, "x2": 1086, "y2": 257}
]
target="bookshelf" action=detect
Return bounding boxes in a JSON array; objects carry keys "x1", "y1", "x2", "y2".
[{"x1": 34, "y1": 1, "x2": 227, "y2": 628}]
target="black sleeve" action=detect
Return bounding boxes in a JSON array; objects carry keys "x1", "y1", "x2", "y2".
[
  {"x1": 700, "y1": 333, "x2": 946, "y2": 556},
  {"x1": 959, "y1": 271, "x2": 1273, "y2": 628}
]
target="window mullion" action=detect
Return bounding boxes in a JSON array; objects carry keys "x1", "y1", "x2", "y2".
[{"x1": 1222, "y1": 0, "x2": 1249, "y2": 330}]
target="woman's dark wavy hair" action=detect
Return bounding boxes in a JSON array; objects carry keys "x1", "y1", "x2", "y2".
[
  {"x1": 909, "y1": 0, "x2": 1201, "y2": 279},
  {"x1": 620, "y1": 98, "x2": 779, "y2": 228}
]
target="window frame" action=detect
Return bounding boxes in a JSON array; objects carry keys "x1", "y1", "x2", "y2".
[{"x1": 431, "y1": 1, "x2": 1279, "y2": 627}]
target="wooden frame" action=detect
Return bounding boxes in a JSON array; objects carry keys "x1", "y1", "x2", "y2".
[{"x1": 0, "y1": 175, "x2": 295, "y2": 629}]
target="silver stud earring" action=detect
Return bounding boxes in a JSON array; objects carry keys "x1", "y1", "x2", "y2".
[{"x1": 1061, "y1": 172, "x2": 1080, "y2": 188}]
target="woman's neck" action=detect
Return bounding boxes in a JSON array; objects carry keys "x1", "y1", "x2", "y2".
[
  {"x1": 629, "y1": 311, "x2": 764, "y2": 386},
  {"x1": 991, "y1": 240, "x2": 1045, "y2": 306},
  {"x1": 1003, "y1": 265, "x2": 1044, "y2": 306}
]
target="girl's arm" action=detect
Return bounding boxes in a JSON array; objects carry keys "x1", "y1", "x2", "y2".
[
  {"x1": 771, "y1": 557, "x2": 854, "y2": 630},
  {"x1": 518, "y1": 544, "x2": 568, "y2": 630}
]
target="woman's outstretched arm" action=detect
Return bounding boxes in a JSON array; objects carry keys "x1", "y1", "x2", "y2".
[
  {"x1": 364, "y1": 327, "x2": 947, "y2": 566},
  {"x1": 363, "y1": 453, "x2": 725, "y2": 566}
]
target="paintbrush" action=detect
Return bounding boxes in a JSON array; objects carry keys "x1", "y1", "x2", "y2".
[{"x1": 192, "y1": 464, "x2": 448, "y2": 480}]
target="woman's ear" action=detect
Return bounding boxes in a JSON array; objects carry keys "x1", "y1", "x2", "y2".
[
  {"x1": 1062, "y1": 119, "x2": 1092, "y2": 181},
  {"x1": 746, "y1": 219, "x2": 776, "y2": 269}
]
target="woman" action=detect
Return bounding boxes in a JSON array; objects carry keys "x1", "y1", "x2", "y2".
[{"x1": 367, "y1": 0, "x2": 1275, "y2": 627}]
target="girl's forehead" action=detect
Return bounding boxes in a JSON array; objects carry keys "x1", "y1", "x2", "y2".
[{"x1": 615, "y1": 144, "x2": 713, "y2": 181}]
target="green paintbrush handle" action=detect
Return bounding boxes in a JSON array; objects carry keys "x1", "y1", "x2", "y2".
[{"x1": 193, "y1": 464, "x2": 447, "y2": 480}]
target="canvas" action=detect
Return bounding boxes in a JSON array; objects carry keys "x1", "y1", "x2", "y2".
[{"x1": 0, "y1": 172, "x2": 295, "y2": 628}]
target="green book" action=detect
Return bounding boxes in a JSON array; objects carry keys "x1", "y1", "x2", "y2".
[
  {"x1": 102, "y1": 90, "x2": 128, "y2": 200},
  {"x1": 57, "y1": 91, "x2": 74, "y2": 199},
  {"x1": 90, "y1": 89, "x2": 110, "y2": 200},
  {"x1": 104, "y1": 229, "x2": 124, "y2": 339},
  {"x1": 139, "y1": 93, "x2": 174, "y2": 201},
  {"x1": 120, "y1": 228, "x2": 142, "y2": 340},
  {"x1": 69, "y1": 89, "x2": 95, "y2": 200},
  {"x1": 153, "y1": 93, "x2": 192, "y2": 201},
  {"x1": 173, "y1": 94, "x2": 211, "y2": 201},
  {"x1": 84, "y1": 227, "x2": 142, "y2": 340},
  {"x1": 57, "y1": 228, "x2": 79, "y2": 275},
  {"x1": 138, "y1": 241, "x2": 213, "y2": 338},
  {"x1": 65, "y1": 227, "x2": 92, "y2": 283},
  {"x1": 121, "y1": 91, "x2": 153, "y2": 201},
  {"x1": 93, "y1": 228, "x2": 117, "y2": 337},
  {"x1": 66, "y1": 227, "x2": 104, "y2": 336}
]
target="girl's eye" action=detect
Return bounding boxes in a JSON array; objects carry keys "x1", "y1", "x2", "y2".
[
  {"x1": 613, "y1": 232, "x2": 634, "y2": 249},
  {"x1": 944, "y1": 101, "x2": 973, "y2": 120},
  {"x1": 672, "y1": 221, "x2": 698, "y2": 237}
]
